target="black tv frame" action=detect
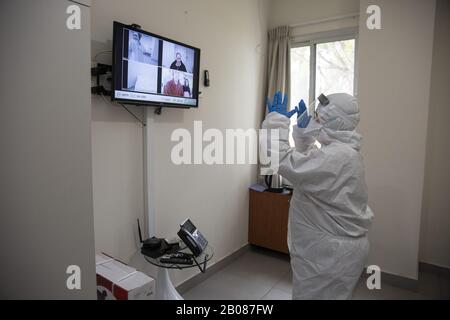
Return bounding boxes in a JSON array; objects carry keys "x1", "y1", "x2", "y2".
[{"x1": 111, "y1": 21, "x2": 201, "y2": 109}]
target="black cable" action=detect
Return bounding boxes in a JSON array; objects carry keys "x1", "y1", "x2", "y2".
[
  {"x1": 119, "y1": 103, "x2": 146, "y2": 127},
  {"x1": 98, "y1": 94, "x2": 146, "y2": 126},
  {"x1": 100, "y1": 94, "x2": 147, "y2": 127}
]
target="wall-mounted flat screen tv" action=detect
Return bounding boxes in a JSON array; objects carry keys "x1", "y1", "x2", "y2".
[{"x1": 112, "y1": 21, "x2": 201, "y2": 108}]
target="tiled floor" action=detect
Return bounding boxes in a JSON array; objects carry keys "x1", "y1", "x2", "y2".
[{"x1": 183, "y1": 247, "x2": 450, "y2": 300}]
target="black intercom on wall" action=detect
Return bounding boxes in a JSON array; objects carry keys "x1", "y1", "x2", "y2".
[{"x1": 204, "y1": 70, "x2": 210, "y2": 87}]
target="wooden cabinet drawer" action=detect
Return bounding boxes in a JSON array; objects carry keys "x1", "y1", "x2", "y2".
[{"x1": 248, "y1": 189, "x2": 291, "y2": 254}]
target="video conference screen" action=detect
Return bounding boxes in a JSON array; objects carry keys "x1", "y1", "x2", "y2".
[{"x1": 112, "y1": 22, "x2": 200, "y2": 108}]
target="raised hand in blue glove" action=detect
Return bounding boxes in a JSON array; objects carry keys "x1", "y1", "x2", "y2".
[
  {"x1": 296, "y1": 99, "x2": 312, "y2": 128},
  {"x1": 267, "y1": 91, "x2": 298, "y2": 118}
]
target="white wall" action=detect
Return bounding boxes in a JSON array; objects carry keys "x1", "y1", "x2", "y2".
[
  {"x1": 420, "y1": 0, "x2": 450, "y2": 269},
  {"x1": 90, "y1": 9, "x2": 147, "y2": 262},
  {"x1": 91, "y1": 98, "x2": 145, "y2": 262},
  {"x1": 268, "y1": 0, "x2": 360, "y2": 29},
  {"x1": 268, "y1": 0, "x2": 360, "y2": 45},
  {"x1": 0, "y1": 0, "x2": 96, "y2": 298},
  {"x1": 91, "y1": 0, "x2": 269, "y2": 284},
  {"x1": 357, "y1": 0, "x2": 436, "y2": 279}
]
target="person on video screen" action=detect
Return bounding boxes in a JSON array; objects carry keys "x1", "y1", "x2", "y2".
[
  {"x1": 129, "y1": 31, "x2": 154, "y2": 65},
  {"x1": 164, "y1": 71, "x2": 184, "y2": 97},
  {"x1": 183, "y1": 78, "x2": 191, "y2": 98},
  {"x1": 170, "y1": 52, "x2": 187, "y2": 72}
]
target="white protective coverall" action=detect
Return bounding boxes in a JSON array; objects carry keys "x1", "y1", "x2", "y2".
[{"x1": 262, "y1": 93, "x2": 373, "y2": 300}]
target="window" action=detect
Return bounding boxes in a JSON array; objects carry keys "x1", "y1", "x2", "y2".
[
  {"x1": 289, "y1": 34, "x2": 357, "y2": 145},
  {"x1": 290, "y1": 35, "x2": 357, "y2": 110}
]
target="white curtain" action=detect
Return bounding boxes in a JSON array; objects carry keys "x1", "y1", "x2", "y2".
[
  {"x1": 259, "y1": 26, "x2": 291, "y2": 182},
  {"x1": 266, "y1": 26, "x2": 291, "y2": 109}
]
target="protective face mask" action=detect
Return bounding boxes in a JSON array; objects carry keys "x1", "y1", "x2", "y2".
[{"x1": 302, "y1": 118, "x2": 323, "y2": 138}]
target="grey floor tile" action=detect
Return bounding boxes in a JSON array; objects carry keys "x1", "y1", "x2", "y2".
[
  {"x1": 224, "y1": 250, "x2": 290, "y2": 277},
  {"x1": 262, "y1": 288, "x2": 292, "y2": 300},
  {"x1": 183, "y1": 248, "x2": 444, "y2": 300},
  {"x1": 220, "y1": 250, "x2": 290, "y2": 290},
  {"x1": 272, "y1": 270, "x2": 293, "y2": 294},
  {"x1": 352, "y1": 278, "x2": 427, "y2": 300},
  {"x1": 183, "y1": 249, "x2": 290, "y2": 300},
  {"x1": 183, "y1": 260, "x2": 283, "y2": 300}
]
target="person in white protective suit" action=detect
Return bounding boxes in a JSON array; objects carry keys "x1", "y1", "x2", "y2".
[{"x1": 262, "y1": 91, "x2": 373, "y2": 300}]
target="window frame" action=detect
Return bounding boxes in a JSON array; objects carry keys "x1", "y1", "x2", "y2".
[{"x1": 290, "y1": 28, "x2": 359, "y2": 106}]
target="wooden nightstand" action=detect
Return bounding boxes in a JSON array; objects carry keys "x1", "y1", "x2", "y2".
[{"x1": 248, "y1": 189, "x2": 291, "y2": 254}]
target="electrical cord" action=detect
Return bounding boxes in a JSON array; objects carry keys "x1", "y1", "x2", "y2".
[
  {"x1": 100, "y1": 94, "x2": 146, "y2": 127},
  {"x1": 119, "y1": 103, "x2": 146, "y2": 127}
]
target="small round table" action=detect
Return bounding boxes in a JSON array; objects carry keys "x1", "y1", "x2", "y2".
[{"x1": 143, "y1": 245, "x2": 214, "y2": 300}]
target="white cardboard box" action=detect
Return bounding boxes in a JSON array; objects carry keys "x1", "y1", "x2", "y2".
[{"x1": 96, "y1": 253, "x2": 155, "y2": 300}]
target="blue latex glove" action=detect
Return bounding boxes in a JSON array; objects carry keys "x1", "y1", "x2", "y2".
[
  {"x1": 297, "y1": 99, "x2": 307, "y2": 116},
  {"x1": 297, "y1": 100, "x2": 312, "y2": 128},
  {"x1": 267, "y1": 91, "x2": 298, "y2": 118}
]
